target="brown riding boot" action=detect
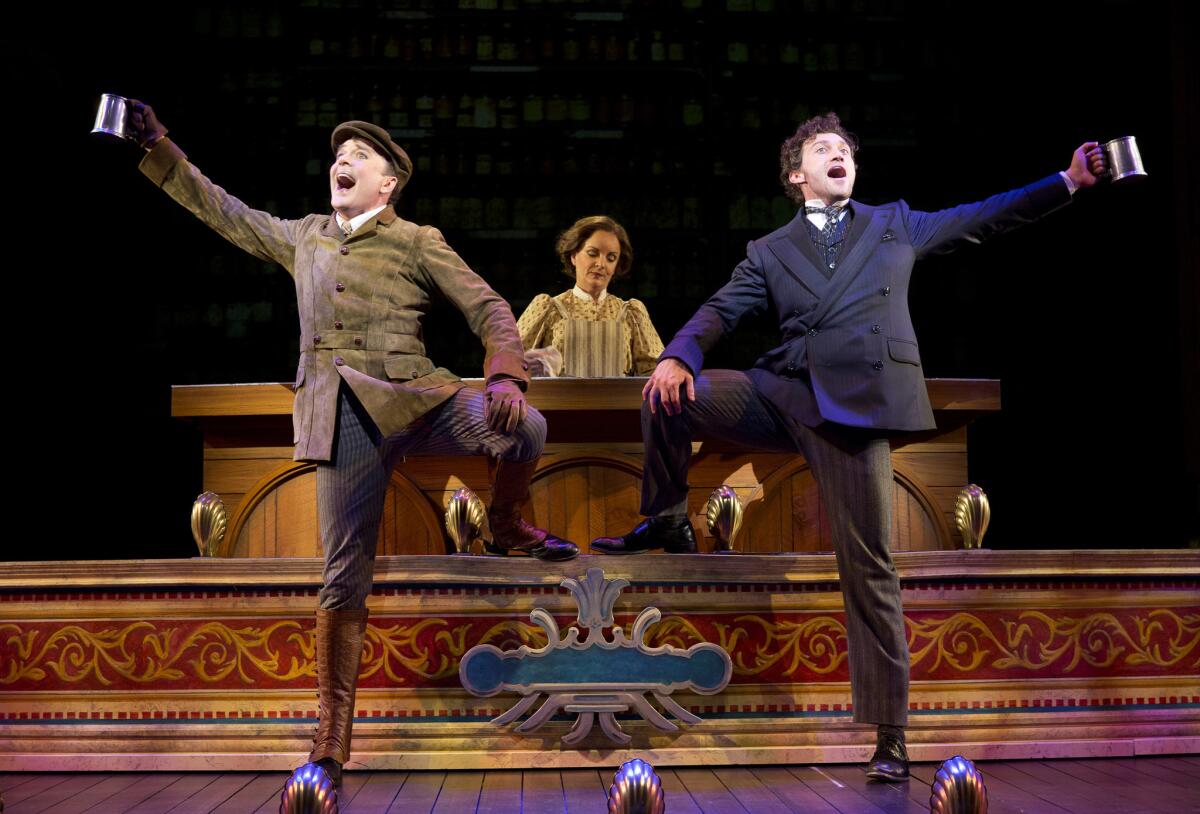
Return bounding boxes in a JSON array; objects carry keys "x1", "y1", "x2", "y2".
[
  {"x1": 484, "y1": 458, "x2": 579, "y2": 561},
  {"x1": 307, "y1": 607, "x2": 368, "y2": 787}
]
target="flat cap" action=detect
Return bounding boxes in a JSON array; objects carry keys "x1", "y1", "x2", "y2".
[{"x1": 331, "y1": 120, "x2": 413, "y2": 191}]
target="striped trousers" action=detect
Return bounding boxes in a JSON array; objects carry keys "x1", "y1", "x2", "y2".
[
  {"x1": 642, "y1": 369, "x2": 909, "y2": 727},
  {"x1": 316, "y1": 385, "x2": 545, "y2": 611}
]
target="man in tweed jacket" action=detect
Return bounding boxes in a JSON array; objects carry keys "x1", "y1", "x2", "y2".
[
  {"x1": 593, "y1": 113, "x2": 1108, "y2": 780},
  {"x1": 129, "y1": 102, "x2": 577, "y2": 785}
]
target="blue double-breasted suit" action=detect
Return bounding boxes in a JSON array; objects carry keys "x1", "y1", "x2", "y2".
[{"x1": 647, "y1": 173, "x2": 1073, "y2": 726}]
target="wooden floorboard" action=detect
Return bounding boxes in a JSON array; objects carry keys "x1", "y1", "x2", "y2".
[
  {"x1": 474, "y1": 770, "x2": 522, "y2": 814},
  {"x1": 386, "y1": 770, "x2": 446, "y2": 814},
  {"x1": 820, "y1": 764, "x2": 927, "y2": 814},
  {"x1": 656, "y1": 769, "x2": 705, "y2": 814},
  {"x1": 747, "y1": 767, "x2": 842, "y2": 813},
  {"x1": 23, "y1": 774, "x2": 155, "y2": 814},
  {"x1": 1, "y1": 775, "x2": 79, "y2": 808},
  {"x1": 560, "y1": 769, "x2": 607, "y2": 814},
  {"x1": 210, "y1": 773, "x2": 281, "y2": 814},
  {"x1": 709, "y1": 767, "x2": 797, "y2": 814},
  {"x1": 786, "y1": 766, "x2": 891, "y2": 814},
  {"x1": 165, "y1": 774, "x2": 259, "y2": 814},
  {"x1": 124, "y1": 773, "x2": 223, "y2": 814},
  {"x1": 675, "y1": 767, "x2": 752, "y2": 813},
  {"x1": 342, "y1": 771, "x2": 408, "y2": 814},
  {"x1": 4, "y1": 772, "x2": 109, "y2": 814},
  {"x1": 1108, "y1": 757, "x2": 1200, "y2": 794},
  {"x1": 522, "y1": 769, "x2": 567, "y2": 814},
  {"x1": 1067, "y1": 759, "x2": 1200, "y2": 811},
  {"x1": 86, "y1": 774, "x2": 185, "y2": 814},
  {"x1": 429, "y1": 770, "x2": 483, "y2": 814}
]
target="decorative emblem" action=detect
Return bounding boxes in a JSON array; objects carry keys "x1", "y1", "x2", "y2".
[
  {"x1": 954, "y1": 484, "x2": 990, "y2": 549},
  {"x1": 190, "y1": 491, "x2": 226, "y2": 557},
  {"x1": 705, "y1": 485, "x2": 744, "y2": 554},
  {"x1": 279, "y1": 762, "x2": 338, "y2": 814},
  {"x1": 459, "y1": 568, "x2": 732, "y2": 745},
  {"x1": 608, "y1": 758, "x2": 666, "y2": 814},
  {"x1": 445, "y1": 487, "x2": 486, "y2": 555}
]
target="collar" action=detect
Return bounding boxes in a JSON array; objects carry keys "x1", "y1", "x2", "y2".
[
  {"x1": 336, "y1": 204, "x2": 388, "y2": 235},
  {"x1": 571, "y1": 285, "x2": 607, "y2": 304}
]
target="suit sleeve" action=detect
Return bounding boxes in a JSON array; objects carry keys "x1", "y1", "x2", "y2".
[
  {"x1": 417, "y1": 226, "x2": 530, "y2": 387},
  {"x1": 906, "y1": 173, "x2": 1072, "y2": 260},
  {"x1": 139, "y1": 138, "x2": 303, "y2": 274},
  {"x1": 660, "y1": 240, "x2": 770, "y2": 374}
]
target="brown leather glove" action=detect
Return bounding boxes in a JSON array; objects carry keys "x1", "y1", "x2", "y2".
[
  {"x1": 484, "y1": 379, "x2": 528, "y2": 435},
  {"x1": 128, "y1": 99, "x2": 168, "y2": 150}
]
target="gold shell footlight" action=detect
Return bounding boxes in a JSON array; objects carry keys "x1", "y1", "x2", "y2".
[
  {"x1": 608, "y1": 758, "x2": 665, "y2": 814},
  {"x1": 954, "y1": 484, "x2": 990, "y2": 549},
  {"x1": 705, "y1": 484, "x2": 744, "y2": 554},
  {"x1": 445, "y1": 486, "x2": 486, "y2": 555},
  {"x1": 929, "y1": 755, "x2": 988, "y2": 814},
  {"x1": 190, "y1": 491, "x2": 226, "y2": 558},
  {"x1": 279, "y1": 763, "x2": 338, "y2": 814}
]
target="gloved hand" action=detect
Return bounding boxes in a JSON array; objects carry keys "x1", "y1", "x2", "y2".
[
  {"x1": 128, "y1": 99, "x2": 168, "y2": 149},
  {"x1": 484, "y1": 379, "x2": 528, "y2": 434}
]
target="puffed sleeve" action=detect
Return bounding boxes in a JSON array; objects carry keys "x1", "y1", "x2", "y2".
[
  {"x1": 625, "y1": 298, "x2": 666, "y2": 375},
  {"x1": 516, "y1": 293, "x2": 556, "y2": 350}
]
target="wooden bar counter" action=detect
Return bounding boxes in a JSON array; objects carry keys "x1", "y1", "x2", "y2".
[{"x1": 170, "y1": 378, "x2": 1001, "y2": 558}]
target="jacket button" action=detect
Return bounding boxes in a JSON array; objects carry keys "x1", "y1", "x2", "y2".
[
  {"x1": 335, "y1": 283, "x2": 346, "y2": 292},
  {"x1": 792, "y1": 310, "x2": 800, "y2": 317},
  {"x1": 785, "y1": 364, "x2": 797, "y2": 375},
  {"x1": 334, "y1": 320, "x2": 344, "y2": 330},
  {"x1": 808, "y1": 328, "x2": 818, "y2": 336},
  {"x1": 354, "y1": 337, "x2": 363, "y2": 346},
  {"x1": 334, "y1": 356, "x2": 345, "y2": 366},
  {"x1": 339, "y1": 246, "x2": 350, "y2": 255},
  {"x1": 872, "y1": 360, "x2": 884, "y2": 371},
  {"x1": 881, "y1": 286, "x2": 891, "y2": 296},
  {"x1": 313, "y1": 335, "x2": 322, "y2": 345},
  {"x1": 411, "y1": 370, "x2": 419, "y2": 378},
  {"x1": 872, "y1": 324, "x2": 881, "y2": 334}
]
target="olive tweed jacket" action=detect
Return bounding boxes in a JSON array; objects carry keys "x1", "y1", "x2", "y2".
[{"x1": 141, "y1": 138, "x2": 529, "y2": 462}]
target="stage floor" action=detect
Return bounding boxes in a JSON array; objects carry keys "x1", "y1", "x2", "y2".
[{"x1": 2, "y1": 757, "x2": 1199, "y2": 813}]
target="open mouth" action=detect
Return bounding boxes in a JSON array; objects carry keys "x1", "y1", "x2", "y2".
[
  {"x1": 335, "y1": 173, "x2": 356, "y2": 190},
  {"x1": 828, "y1": 166, "x2": 847, "y2": 179}
]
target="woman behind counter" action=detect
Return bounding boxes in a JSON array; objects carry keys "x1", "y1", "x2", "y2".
[{"x1": 517, "y1": 215, "x2": 665, "y2": 377}]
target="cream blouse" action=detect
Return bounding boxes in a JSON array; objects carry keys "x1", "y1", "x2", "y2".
[{"x1": 517, "y1": 289, "x2": 665, "y2": 376}]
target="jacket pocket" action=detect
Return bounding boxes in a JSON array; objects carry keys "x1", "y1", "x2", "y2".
[
  {"x1": 384, "y1": 353, "x2": 436, "y2": 382},
  {"x1": 887, "y1": 338, "x2": 921, "y2": 366}
]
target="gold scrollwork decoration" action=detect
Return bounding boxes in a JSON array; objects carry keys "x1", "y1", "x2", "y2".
[
  {"x1": 908, "y1": 609, "x2": 1200, "y2": 674},
  {"x1": 0, "y1": 621, "x2": 310, "y2": 686},
  {"x1": 648, "y1": 614, "x2": 848, "y2": 677},
  {"x1": 360, "y1": 620, "x2": 473, "y2": 684}
]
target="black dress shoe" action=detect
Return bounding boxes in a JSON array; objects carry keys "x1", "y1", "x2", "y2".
[
  {"x1": 865, "y1": 732, "x2": 910, "y2": 781},
  {"x1": 591, "y1": 517, "x2": 697, "y2": 555}
]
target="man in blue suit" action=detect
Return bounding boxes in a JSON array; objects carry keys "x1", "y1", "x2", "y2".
[{"x1": 592, "y1": 113, "x2": 1107, "y2": 780}]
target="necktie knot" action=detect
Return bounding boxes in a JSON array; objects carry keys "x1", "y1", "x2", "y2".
[{"x1": 806, "y1": 204, "x2": 843, "y2": 221}]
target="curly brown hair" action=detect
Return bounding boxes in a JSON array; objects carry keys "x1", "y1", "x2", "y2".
[
  {"x1": 779, "y1": 112, "x2": 859, "y2": 204},
  {"x1": 556, "y1": 215, "x2": 634, "y2": 280}
]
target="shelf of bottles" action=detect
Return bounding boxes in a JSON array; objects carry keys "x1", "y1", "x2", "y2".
[{"x1": 175, "y1": 0, "x2": 927, "y2": 370}]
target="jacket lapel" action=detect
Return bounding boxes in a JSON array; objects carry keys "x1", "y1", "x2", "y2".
[
  {"x1": 805, "y1": 202, "x2": 893, "y2": 326},
  {"x1": 766, "y1": 210, "x2": 832, "y2": 297}
]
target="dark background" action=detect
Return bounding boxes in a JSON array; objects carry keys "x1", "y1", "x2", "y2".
[{"x1": 9, "y1": 0, "x2": 1196, "y2": 559}]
